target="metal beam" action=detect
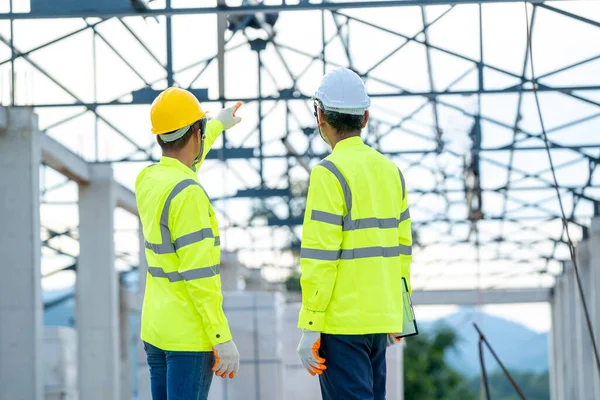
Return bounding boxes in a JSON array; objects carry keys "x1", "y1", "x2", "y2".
[
  {"x1": 217, "y1": 0, "x2": 227, "y2": 100},
  {"x1": 412, "y1": 287, "x2": 552, "y2": 305},
  {"x1": 0, "y1": 0, "x2": 573, "y2": 20},
  {"x1": 12, "y1": 83, "x2": 600, "y2": 109}
]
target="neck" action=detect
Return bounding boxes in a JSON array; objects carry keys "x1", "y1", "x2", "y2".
[
  {"x1": 163, "y1": 150, "x2": 195, "y2": 168},
  {"x1": 330, "y1": 131, "x2": 361, "y2": 149}
]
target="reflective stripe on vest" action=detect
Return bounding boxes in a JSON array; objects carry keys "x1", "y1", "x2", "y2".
[
  {"x1": 302, "y1": 160, "x2": 412, "y2": 261},
  {"x1": 300, "y1": 245, "x2": 412, "y2": 261},
  {"x1": 148, "y1": 265, "x2": 220, "y2": 282},
  {"x1": 144, "y1": 179, "x2": 216, "y2": 254},
  {"x1": 313, "y1": 160, "x2": 411, "y2": 231}
]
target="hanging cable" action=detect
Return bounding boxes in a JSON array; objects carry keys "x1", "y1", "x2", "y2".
[
  {"x1": 475, "y1": 323, "x2": 528, "y2": 400},
  {"x1": 478, "y1": 334, "x2": 492, "y2": 400},
  {"x1": 523, "y1": 1, "x2": 600, "y2": 378}
]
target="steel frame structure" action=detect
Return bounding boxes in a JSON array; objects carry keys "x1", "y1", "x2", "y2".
[{"x1": 7, "y1": 0, "x2": 600, "y2": 292}]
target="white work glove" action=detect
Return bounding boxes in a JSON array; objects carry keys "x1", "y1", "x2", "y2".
[
  {"x1": 296, "y1": 330, "x2": 326, "y2": 376},
  {"x1": 212, "y1": 340, "x2": 240, "y2": 379},
  {"x1": 387, "y1": 334, "x2": 403, "y2": 347},
  {"x1": 215, "y1": 102, "x2": 242, "y2": 130}
]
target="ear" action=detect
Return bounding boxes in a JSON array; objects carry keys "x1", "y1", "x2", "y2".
[
  {"x1": 362, "y1": 110, "x2": 369, "y2": 129},
  {"x1": 317, "y1": 108, "x2": 327, "y2": 127}
]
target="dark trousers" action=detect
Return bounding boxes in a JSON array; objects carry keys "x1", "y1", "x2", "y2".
[
  {"x1": 144, "y1": 341, "x2": 214, "y2": 400},
  {"x1": 318, "y1": 334, "x2": 388, "y2": 400}
]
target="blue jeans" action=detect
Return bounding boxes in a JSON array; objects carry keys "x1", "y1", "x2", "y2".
[
  {"x1": 318, "y1": 334, "x2": 387, "y2": 400},
  {"x1": 143, "y1": 341, "x2": 214, "y2": 400}
]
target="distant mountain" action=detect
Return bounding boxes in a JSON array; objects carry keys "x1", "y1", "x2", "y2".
[{"x1": 420, "y1": 308, "x2": 549, "y2": 377}]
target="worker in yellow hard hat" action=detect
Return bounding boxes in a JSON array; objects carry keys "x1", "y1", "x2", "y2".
[
  {"x1": 136, "y1": 87, "x2": 243, "y2": 400},
  {"x1": 296, "y1": 68, "x2": 412, "y2": 400}
]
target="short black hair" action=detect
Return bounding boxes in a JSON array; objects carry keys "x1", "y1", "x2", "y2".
[
  {"x1": 157, "y1": 121, "x2": 200, "y2": 151},
  {"x1": 322, "y1": 110, "x2": 364, "y2": 134}
]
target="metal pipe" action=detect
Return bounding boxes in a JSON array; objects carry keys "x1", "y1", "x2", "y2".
[
  {"x1": 282, "y1": 138, "x2": 311, "y2": 173},
  {"x1": 0, "y1": 0, "x2": 569, "y2": 20},
  {"x1": 166, "y1": 0, "x2": 174, "y2": 87}
]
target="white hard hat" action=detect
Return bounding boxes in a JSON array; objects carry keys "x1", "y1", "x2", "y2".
[{"x1": 314, "y1": 67, "x2": 371, "y2": 115}]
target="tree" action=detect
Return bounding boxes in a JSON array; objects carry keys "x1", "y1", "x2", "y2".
[
  {"x1": 402, "y1": 326, "x2": 550, "y2": 400},
  {"x1": 403, "y1": 328, "x2": 476, "y2": 400}
]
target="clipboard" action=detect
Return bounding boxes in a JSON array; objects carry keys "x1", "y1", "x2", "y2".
[{"x1": 394, "y1": 277, "x2": 419, "y2": 339}]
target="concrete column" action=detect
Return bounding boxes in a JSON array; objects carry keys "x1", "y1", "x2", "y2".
[
  {"x1": 564, "y1": 263, "x2": 579, "y2": 400},
  {"x1": 120, "y1": 284, "x2": 133, "y2": 400},
  {"x1": 137, "y1": 227, "x2": 151, "y2": 400},
  {"x1": 77, "y1": 164, "x2": 120, "y2": 399},
  {"x1": 590, "y1": 218, "x2": 600, "y2": 398},
  {"x1": 550, "y1": 277, "x2": 564, "y2": 400},
  {"x1": 574, "y1": 241, "x2": 595, "y2": 399},
  {"x1": 556, "y1": 275, "x2": 568, "y2": 400},
  {"x1": 0, "y1": 107, "x2": 43, "y2": 400},
  {"x1": 554, "y1": 273, "x2": 566, "y2": 400}
]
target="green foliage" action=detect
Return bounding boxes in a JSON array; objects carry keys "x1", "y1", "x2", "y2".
[
  {"x1": 403, "y1": 328, "x2": 476, "y2": 400},
  {"x1": 403, "y1": 327, "x2": 550, "y2": 400}
]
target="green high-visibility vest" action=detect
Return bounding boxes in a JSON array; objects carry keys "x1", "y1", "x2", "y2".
[
  {"x1": 136, "y1": 119, "x2": 232, "y2": 352},
  {"x1": 298, "y1": 136, "x2": 412, "y2": 334}
]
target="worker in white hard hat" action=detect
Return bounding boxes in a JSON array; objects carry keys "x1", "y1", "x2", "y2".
[{"x1": 296, "y1": 67, "x2": 413, "y2": 400}]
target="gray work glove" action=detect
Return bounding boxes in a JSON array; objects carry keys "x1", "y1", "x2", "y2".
[
  {"x1": 297, "y1": 330, "x2": 326, "y2": 376},
  {"x1": 212, "y1": 340, "x2": 240, "y2": 379}
]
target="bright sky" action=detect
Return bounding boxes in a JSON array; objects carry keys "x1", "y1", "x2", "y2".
[{"x1": 7, "y1": 0, "x2": 600, "y2": 333}]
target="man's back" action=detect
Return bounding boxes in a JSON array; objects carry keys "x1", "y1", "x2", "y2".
[
  {"x1": 136, "y1": 156, "x2": 229, "y2": 352},
  {"x1": 298, "y1": 136, "x2": 412, "y2": 335}
]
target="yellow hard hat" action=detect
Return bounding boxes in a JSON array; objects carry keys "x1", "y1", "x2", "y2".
[{"x1": 150, "y1": 87, "x2": 207, "y2": 135}]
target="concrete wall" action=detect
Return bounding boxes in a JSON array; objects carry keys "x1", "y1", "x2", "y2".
[
  {"x1": 550, "y1": 216, "x2": 600, "y2": 400},
  {"x1": 590, "y1": 219, "x2": 600, "y2": 399},
  {"x1": 44, "y1": 327, "x2": 78, "y2": 400},
  {"x1": 208, "y1": 292, "x2": 285, "y2": 400}
]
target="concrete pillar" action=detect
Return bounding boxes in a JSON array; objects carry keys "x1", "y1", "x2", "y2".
[
  {"x1": 550, "y1": 277, "x2": 564, "y2": 400},
  {"x1": 558, "y1": 272, "x2": 569, "y2": 400},
  {"x1": 564, "y1": 263, "x2": 579, "y2": 400},
  {"x1": 120, "y1": 284, "x2": 133, "y2": 400},
  {"x1": 77, "y1": 164, "x2": 120, "y2": 399},
  {"x1": 137, "y1": 227, "x2": 151, "y2": 400},
  {"x1": 574, "y1": 241, "x2": 595, "y2": 399},
  {"x1": 590, "y1": 217, "x2": 600, "y2": 398},
  {"x1": 0, "y1": 107, "x2": 43, "y2": 400}
]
